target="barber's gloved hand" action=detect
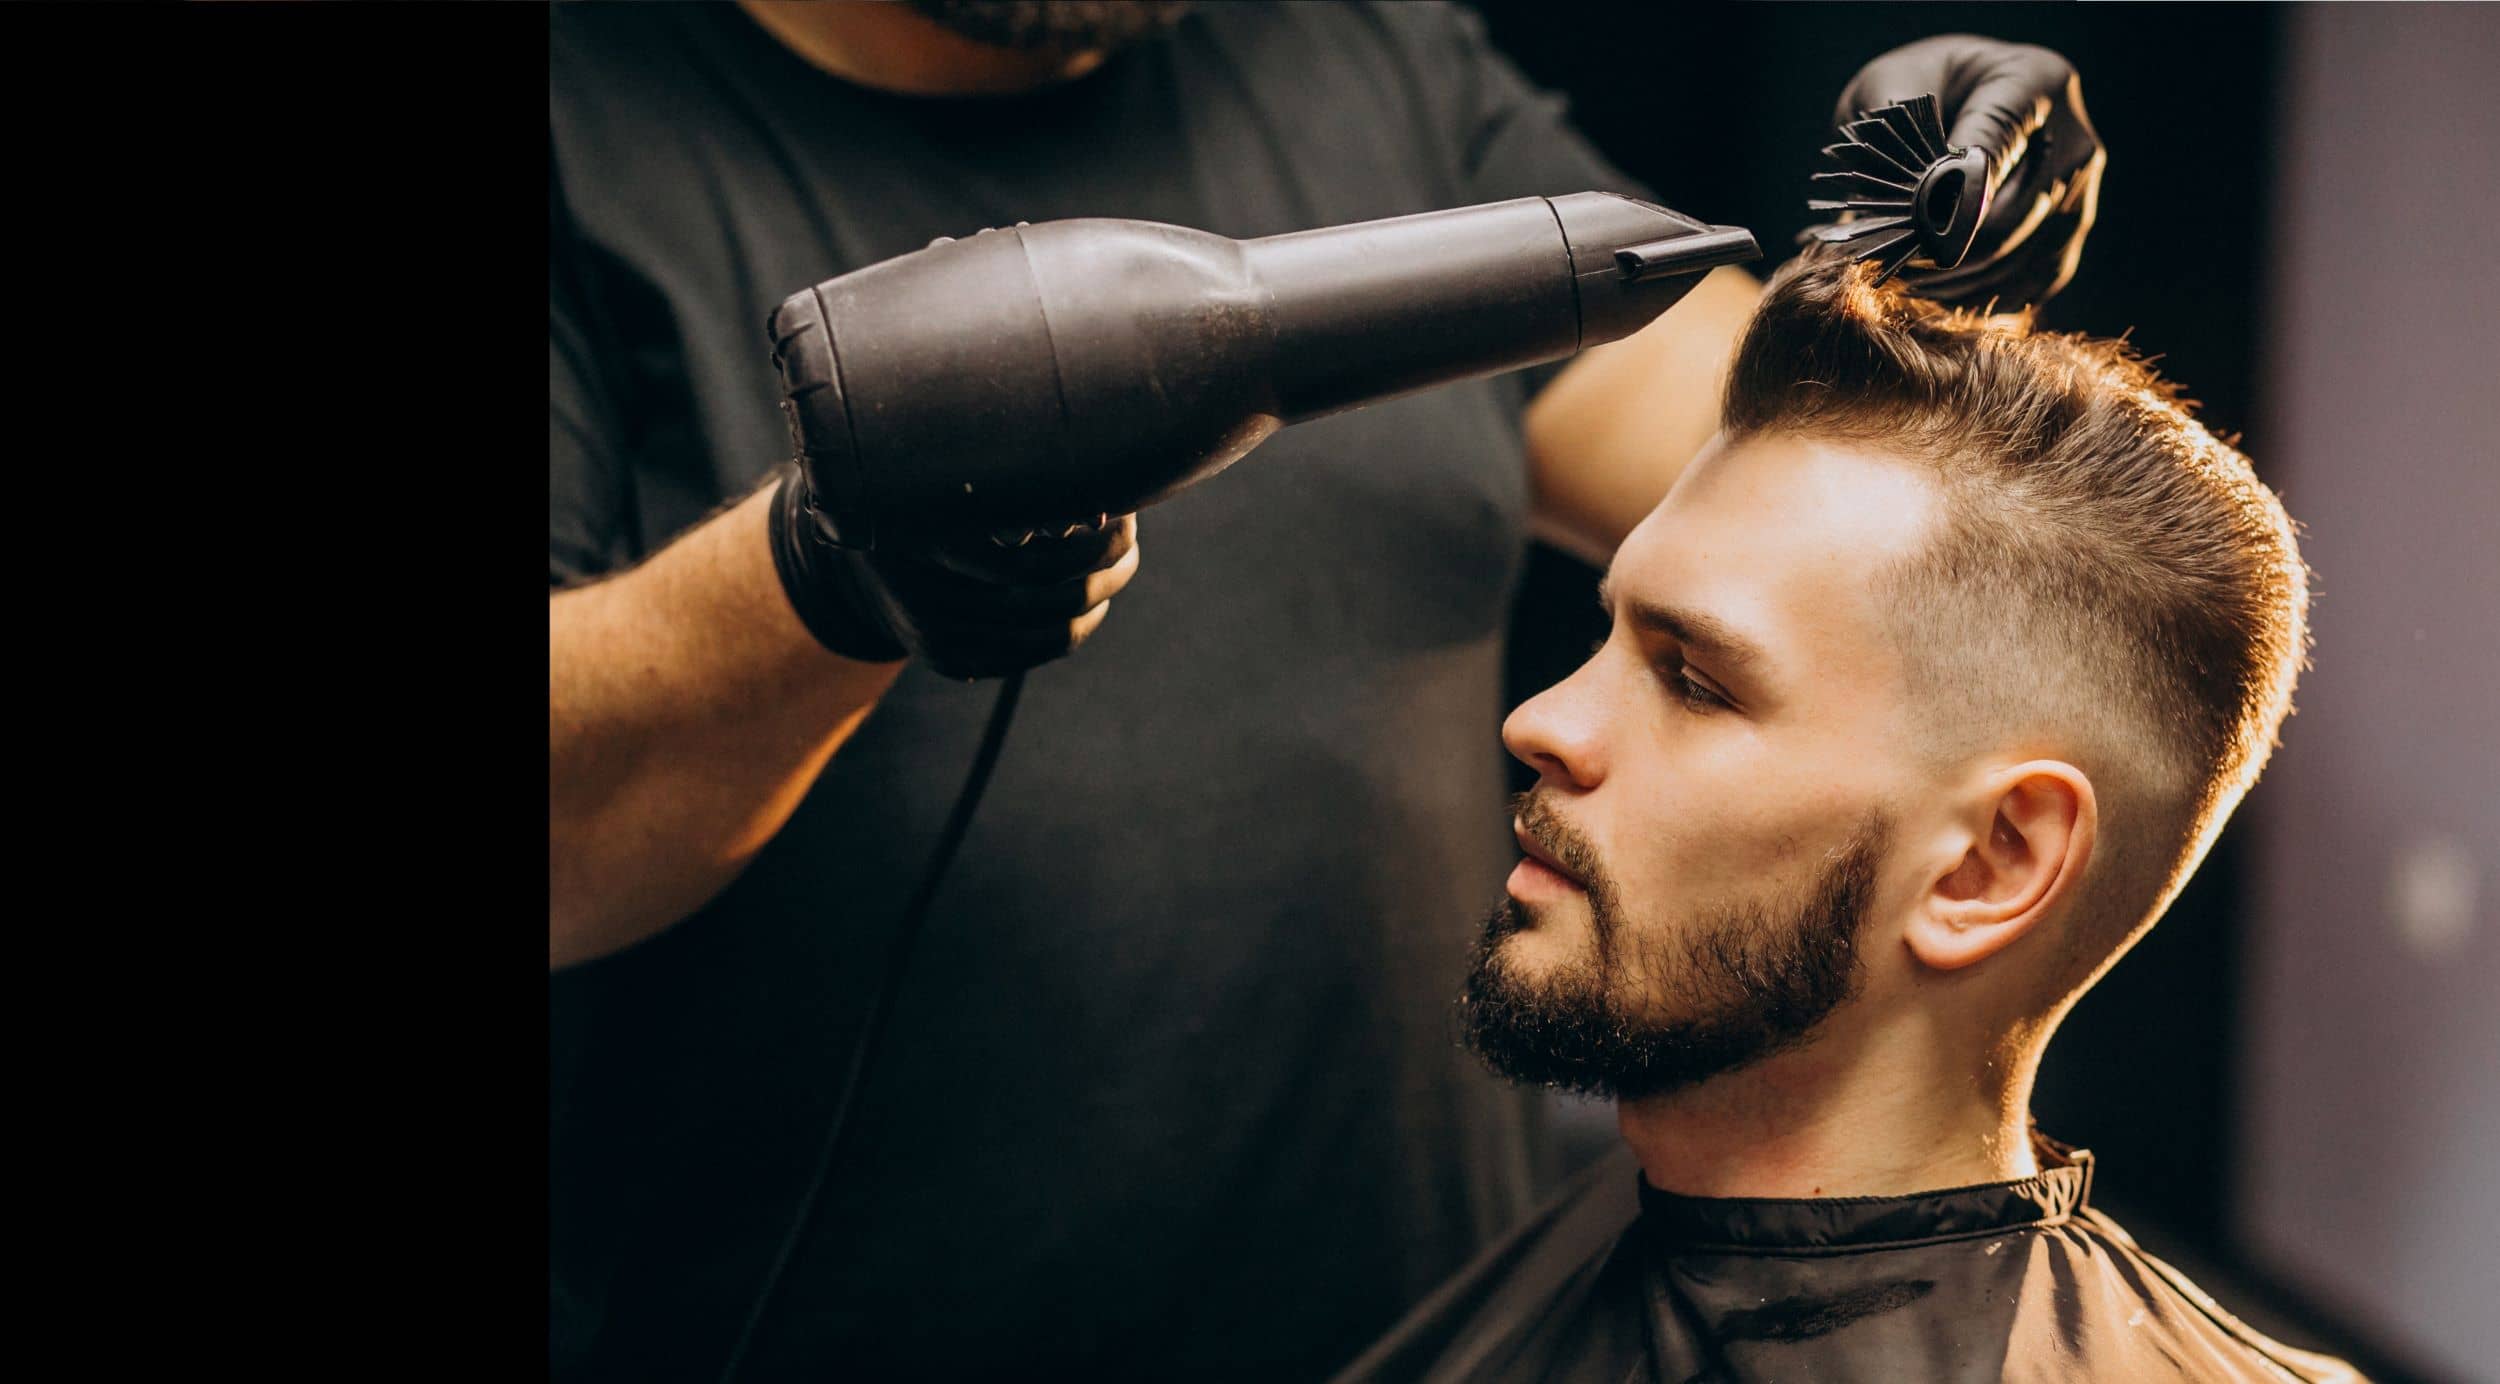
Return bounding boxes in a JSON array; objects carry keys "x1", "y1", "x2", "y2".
[
  {"x1": 1829, "y1": 34, "x2": 2106, "y2": 310},
  {"x1": 769, "y1": 468, "x2": 1140, "y2": 681}
]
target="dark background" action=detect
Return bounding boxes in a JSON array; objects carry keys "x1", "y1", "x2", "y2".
[{"x1": 1473, "y1": 5, "x2": 2449, "y2": 1381}]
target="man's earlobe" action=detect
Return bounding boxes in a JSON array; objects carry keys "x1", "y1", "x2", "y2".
[{"x1": 1907, "y1": 763, "x2": 2095, "y2": 972}]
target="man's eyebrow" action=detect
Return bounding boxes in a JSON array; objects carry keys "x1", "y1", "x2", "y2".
[{"x1": 1595, "y1": 573, "x2": 1770, "y2": 674}]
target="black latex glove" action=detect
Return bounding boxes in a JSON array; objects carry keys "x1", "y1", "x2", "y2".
[
  {"x1": 1826, "y1": 34, "x2": 2105, "y2": 309},
  {"x1": 768, "y1": 469, "x2": 1140, "y2": 681}
]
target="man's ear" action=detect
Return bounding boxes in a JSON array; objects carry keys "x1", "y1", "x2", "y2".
[{"x1": 1907, "y1": 762, "x2": 2096, "y2": 972}]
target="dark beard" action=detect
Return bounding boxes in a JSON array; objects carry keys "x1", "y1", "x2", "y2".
[
  {"x1": 1460, "y1": 817, "x2": 1889, "y2": 1101},
  {"x1": 903, "y1": 1, "x2": 1193, "y2": 54}
]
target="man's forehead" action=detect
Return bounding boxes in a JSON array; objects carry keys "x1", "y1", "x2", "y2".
[
  {"x1": 1664, "y1": 432, "x2": 1944, "y2": 539},
  {"x1": 1613, "y1": 433, "x2": 1945, "y2": 683}
]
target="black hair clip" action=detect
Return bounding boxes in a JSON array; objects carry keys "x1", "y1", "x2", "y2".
[{"x1": 1801, "y1": 93, "x2": 1992, "y2": 284}]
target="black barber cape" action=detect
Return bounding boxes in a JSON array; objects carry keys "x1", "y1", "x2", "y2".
[{"x1": 1337, "y1": 1136, "x2": 2364, "y2": 1383}]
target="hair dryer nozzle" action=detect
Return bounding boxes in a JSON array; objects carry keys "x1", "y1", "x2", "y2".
[
  {"x1": 1615, "y1": 227, "x2": 1762, "y2": 284},
  {"x1": 1547, "y1": 193, "x2": 1762, "y2": 349}
]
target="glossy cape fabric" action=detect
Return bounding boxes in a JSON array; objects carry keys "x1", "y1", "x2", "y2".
[{"x1": 1335, "y1": 1136, "x2": 2365, "y2": 1383}]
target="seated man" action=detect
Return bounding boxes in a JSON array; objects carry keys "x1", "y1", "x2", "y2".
[{"x1": 1337, "y1": 253, "x2": 2359, "y2": 1383}]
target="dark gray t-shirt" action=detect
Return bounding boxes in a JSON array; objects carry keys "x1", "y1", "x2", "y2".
[{"x1": 550, "y1": 4, "x2": 1639, "y2": 1377}]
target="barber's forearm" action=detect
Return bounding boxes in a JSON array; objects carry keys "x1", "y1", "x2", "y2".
[
  {"x1": 549, "y1": 483, "x2": 903, "y2": 971},
  {"x1": 1524, "y1": 264, "x2": 1763, "y2": 563}
]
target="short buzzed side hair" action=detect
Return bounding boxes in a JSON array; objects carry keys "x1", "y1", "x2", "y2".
[{"x1": 1721, "y1": 252, "x2": 2310, "y2": 993}]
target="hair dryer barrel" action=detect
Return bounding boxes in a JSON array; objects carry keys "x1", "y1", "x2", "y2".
[
  {"x1": 1250, "y1": 192, "x2": 1754, "y2": 421},
  {"x1": 772, "y1": 194, "x2": 1758, "y2": 548},
  {"x1": 1247, "y1": 198, "x2": 1576, "y2": 422}
]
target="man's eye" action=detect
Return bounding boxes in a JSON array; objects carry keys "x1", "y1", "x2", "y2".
[{"x1": 1667, "y1": 663, "x2": 1731, "y2": 712}]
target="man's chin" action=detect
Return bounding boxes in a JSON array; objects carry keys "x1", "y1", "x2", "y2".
[
  {"x1": 1460, "y1": 914, "x2": 1623, "y2": 1098},
  {"x1": 1462, "y1": 816, "x2": 1886, "y2": 1101},
  {"x1": 1459, "y1": 954, "x2": 1627, "y2": 1100},
  {"x1": 1487, "y1": 912, "x2": 1582, "y2": 969},
  {"x1": 1458, "y1": 901, "x2": 1826, "y2": 1104}
]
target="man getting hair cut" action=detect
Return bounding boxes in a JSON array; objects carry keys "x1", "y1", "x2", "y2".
[{"x1": 1335, "y1": 252, "x2": 2359, "y2": 1383}]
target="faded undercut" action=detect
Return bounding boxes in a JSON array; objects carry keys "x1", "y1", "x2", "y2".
[{"x1": 1721, "y1": 252, "x2": 2310, "y2": 996}]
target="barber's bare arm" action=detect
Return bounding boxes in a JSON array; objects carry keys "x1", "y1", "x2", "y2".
[
  {"x1": 549, "y1": 486, "x2": 904, "y2": 971},
  {"x1": 551, "y1": 473, "x2": 1138, "y2": 971},
  {"x1": 1525, "y1": 264, "x2": 1763, "y2": 563}
]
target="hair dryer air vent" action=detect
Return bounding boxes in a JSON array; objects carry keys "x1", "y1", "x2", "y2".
[{"x1": 1802, "y1": 93, "x2": 1991, "y2": 284}]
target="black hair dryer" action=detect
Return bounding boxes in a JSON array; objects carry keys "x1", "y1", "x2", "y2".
[{"x1": 769, "y1": 193, "x2": 1759, "y2": 549}]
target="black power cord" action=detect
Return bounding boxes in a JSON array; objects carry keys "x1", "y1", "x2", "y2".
[{"x1": 717, "y1": 670, "x2": 1027, "y2": 1382}]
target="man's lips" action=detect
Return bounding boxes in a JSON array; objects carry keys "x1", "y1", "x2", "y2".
[{"x1": 1513, "y1": 822, "x2": 1584, "y2": 887}]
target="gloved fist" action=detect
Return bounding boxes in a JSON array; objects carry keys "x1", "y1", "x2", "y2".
[
  {"x1": 769, "y1": 469, "x2": 1140, "y2": 681},
  {"x1": 1827, "y1": 34, "x2": 2105, "y2": 309}
]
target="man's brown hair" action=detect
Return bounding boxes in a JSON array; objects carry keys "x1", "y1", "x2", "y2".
[{"x1": 1721, "y1": 252, "x2": 2310, "y2": 995}]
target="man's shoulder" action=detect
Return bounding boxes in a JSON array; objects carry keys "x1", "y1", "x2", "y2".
[
  {"x1": 2069, "y1": 1206, "x2": 2369, "y2": 1384},
  {"x1": 1330, "y1": 1145, "x2": 1645, "y2": 1384}
]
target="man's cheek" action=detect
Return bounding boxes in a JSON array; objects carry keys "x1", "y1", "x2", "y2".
[
  {"x1": 1613, "y1": 819, "x2": 1732, "y2": 910},
  {"x1": 1680, "y1": 790, "x2": 1855, "y2": 882}
]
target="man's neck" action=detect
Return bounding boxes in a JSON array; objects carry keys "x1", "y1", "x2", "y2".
[
  {"x1": 735, "y1": 1, "x2": 1108, "y2": 97},
  {"x1": 1617, "y1": 1019, "x2": 2041, "y2": 1200}
]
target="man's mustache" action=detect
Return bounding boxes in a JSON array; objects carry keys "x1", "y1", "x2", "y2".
[
  {"x1": 1511, "y1": 789, "x2": 1606, "y2": 889},
  {"x1": 1503, "y1": 788, "x2": 1624, "y2": 967}
]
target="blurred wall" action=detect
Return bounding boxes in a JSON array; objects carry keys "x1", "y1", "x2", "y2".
[{"x1": 2239, "y1": 8, "x2": 2500, "y2": 1382}]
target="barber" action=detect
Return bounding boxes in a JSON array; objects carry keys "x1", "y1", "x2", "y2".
[{"x1": 549, "y1": 6, "x2": 2102, "y2": 1377}]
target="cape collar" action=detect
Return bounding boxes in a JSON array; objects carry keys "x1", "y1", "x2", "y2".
[{"x1": 1635, "y1": 1133, "x2": 2093, "y2": 1255}]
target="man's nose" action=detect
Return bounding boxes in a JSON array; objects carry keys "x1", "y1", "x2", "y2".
[{"x1": 1503, "y1": 670, "x2": 1607, "y2": 790}]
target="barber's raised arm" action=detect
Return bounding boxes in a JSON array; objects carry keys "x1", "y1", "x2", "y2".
[
  {"x1": 1523, "y1": 264, "x2": 1763, "y2": 565},
  {"x1": 1398, "y1": 0, "x2": 1768, "y2": 566},
  {"x1": 1526, "y1": 34, "x2": 2102, "y2": 566}
]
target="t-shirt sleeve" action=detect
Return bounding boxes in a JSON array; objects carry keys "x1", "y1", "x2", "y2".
[
  {"x1": 1380, "y1": 2, "x2": 1657, "y2": 401},
  {"x1": 1436, "y1": 4, "x2": 1649, "y2": 209},
  {"x1": 549, "y1": 145, "x2": 632, "y2": 589}
]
